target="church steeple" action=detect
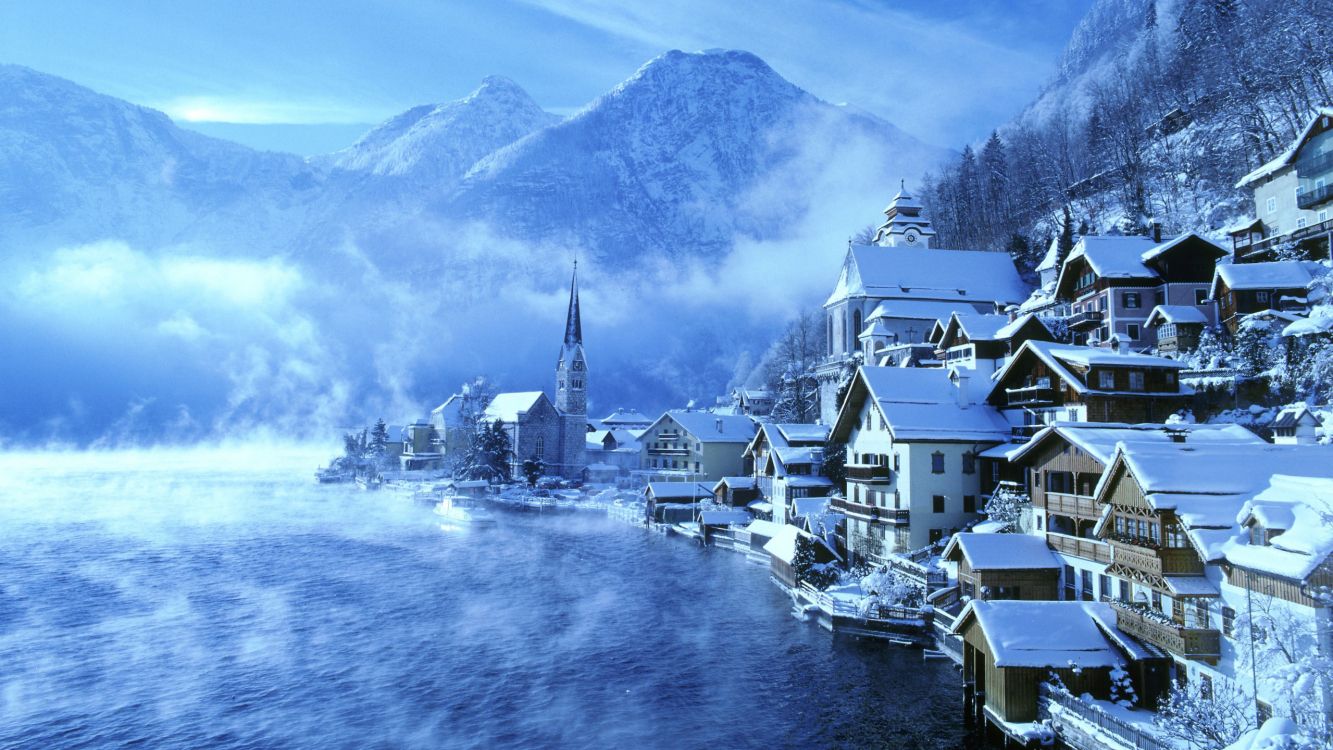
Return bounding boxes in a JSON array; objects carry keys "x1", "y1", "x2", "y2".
[
  {"x1": 555, "y1": 260, "x2": 587, "y2": 417},
  {"x1": 872, "y1": 180, "x2": 937, "y2": 248},
  {"x1": 564, "y1": 260, "x2": 582, "y2": 347}
]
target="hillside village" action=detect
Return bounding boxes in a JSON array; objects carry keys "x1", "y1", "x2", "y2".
[{"x1": 325, "y1": 108, "x2": 1333, "y2": 749}]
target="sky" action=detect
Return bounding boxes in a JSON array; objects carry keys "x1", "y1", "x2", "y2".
[{"x1": 1, "y1": 0, "x2": 1094, "y2": 155}]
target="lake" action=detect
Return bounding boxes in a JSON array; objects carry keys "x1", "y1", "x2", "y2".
[{"x1": 0, "y1": 447, "x2": 974, "y2": 749}]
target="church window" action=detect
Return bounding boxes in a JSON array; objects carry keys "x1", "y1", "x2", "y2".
[
  {"x1": 852, "y1": 310, "x2": 863, "y2": 350},
  {"x1": 536, "y1": 437, "x2": 545, "y2": 457}
]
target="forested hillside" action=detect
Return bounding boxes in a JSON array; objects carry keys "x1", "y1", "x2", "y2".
[{"x1": 920, "y1": 0, "x2": 1333, "y2": 273}]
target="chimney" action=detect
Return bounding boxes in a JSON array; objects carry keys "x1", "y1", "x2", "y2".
[
  {"x1": 716, "y1": 417, "x2": 724, "y2": 434},
  {"x1": 1005, "y1": 304, "x2": 1019, "y2": 323},
  {"x1": 951, "y1": 370, "x2": 970, "y2": 409},
  {"x1": 1151, "y1": 222, "x2": 1162, "y2": 243},
  {"x1": 1109, "y1": 334, "x2": 1122, "y2": 354}
]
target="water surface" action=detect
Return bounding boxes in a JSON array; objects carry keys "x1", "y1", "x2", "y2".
[{"x1": 0, "y1": 448, "x2": 971, "y2": 749}]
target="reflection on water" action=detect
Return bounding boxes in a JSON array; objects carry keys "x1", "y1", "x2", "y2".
[{"x1": 0, "y1": 447, "x2": 972, "y2": 749}]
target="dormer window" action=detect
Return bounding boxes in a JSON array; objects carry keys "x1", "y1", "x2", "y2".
[{"x1": 1249, "y1": 523, "x2": 1267, "y2": 546}]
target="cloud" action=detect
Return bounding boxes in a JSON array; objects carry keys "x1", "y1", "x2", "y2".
[{"x1": 155, "y1": 95, "x2": 386, "y2": 125}]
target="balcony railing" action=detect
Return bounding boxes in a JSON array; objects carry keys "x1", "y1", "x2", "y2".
[
  {"x1": 830, "y1": 496, "x2": 909, "y2": 524},
  {"x1": 647, "y1": 446, "x2": 691, "y2": 455},
  {"x1": 1067, "y1": 310, "x2": 1105, "y2": 330},
  {"x1": 1046, "y1": 532, "x2": 1111, "y2": 564},
  {"x1": 846, "y1": 464, "x2": 891, "y2": 482},
  {"x1": 1238, "y1": 216, "x2": 1333, "y2": 259},
  {"x1": 1297, "y1": 183, "x2": 1333, "y2": 210},
  {"x1": 1011, "y1": 424, "x2": 1044, "y2": 439},
  {"x1": 1044, "y1": 493, "x2": 1100, "y2": 518},
  {"x1": 1109, "y1": 538, "x2": 1204, "y2": 576},
  {"x1": 1006, "y1": 385, "x2": 1056, "y2": 407},
  {"x1": 1112, "y1": 602, "x2": 1220, "y2": 660}
]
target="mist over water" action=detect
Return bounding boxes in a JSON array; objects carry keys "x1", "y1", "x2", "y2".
[{"x1": 0, "y1": 448, "x2": 971, "y2": 749}]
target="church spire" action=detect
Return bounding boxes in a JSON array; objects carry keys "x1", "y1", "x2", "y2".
[{"x1": 564, "y1": 260, "x2": 582, "y2": 347}]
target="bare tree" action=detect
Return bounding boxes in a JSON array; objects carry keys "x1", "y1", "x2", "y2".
[{"x1": 764, "y1": 311, "x2": 826, "y2": 424}]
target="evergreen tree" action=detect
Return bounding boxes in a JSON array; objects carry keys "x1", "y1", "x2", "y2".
[
  {"x1": 1056, "y1": 204, "x2": 1076, "y2": 274},
  {"x1": 820, "y1": 437, "x2": 846, "y2": 487},
  {"x1": 522, "y1": 457, "x2": 545, "y2": 487},
  {"x1": 369, "y1": 419, "x2": 389, "y2": 467}
]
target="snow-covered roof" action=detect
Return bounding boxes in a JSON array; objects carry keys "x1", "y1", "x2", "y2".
[
  {"x1": 1035, "y1": 238, "x2": 1060, "y2": 272},
  {"x1": 656, "y1": 410, "x2": 757, "y2": 443},
  {"x1": 775, "y1": 423, "x2": 830, "y2": 444},
  {"x1": 1140, "y1": 232, "x2": 1225, "y2": 264},
  {"x1": 866, "y1": 298, "x2": 996, "y2": 324},
  {"x1": 1236, "y1": 107, "x2": 1333, "y2": 187},
  {"x1": 826, "y1": 244, "x2": 1028, "y2": 308},
  {"x1": 1273, "y1": 404, "x2": 1322, "y2": 428},
  {"x1": 713, "y1": 476, "x2": 757, "y2": 491},
  {"x1": 744, "y1": 519, "x2": 784, "y2": 539},
  {"x1": 646, "y1": 482, "x2": 713, "y2": 500},
  {"x1": 1144, "y1": 305, "x2": 1208, "y2": 327},
  {"x1": 1011, "y1": 421, "x2": 1263, "y2": 467},
  {"x1": 787, "y1": 475, "x2": 834, "y2": 489},
  {"x1": 1282, "y1": 309, "x2": 1333, "y2": 337},
  {"x1": 1227, "y1": 475, "x2": 1333, "y2": 580},
  {"x1": 844, "y1": 367, "x2": 1011, "y2": 442},
  {"x1": 485, "y1": 391, "x2": 546, "y2": 422},
  {"x1": 994, "y1": 312, "x2": 1051, "y2": 341},
  {"x1": 601, "y1": 408, "x2": 653, "y2": 425},
  {"x1": 790, "y1": 497, "x2": 831, "y2": 518},
  {"x1": 948, "y1": 313, "x2": 1012, "y2": 342},
  {"x1": 698, "y1": 510, "x2": 753, "y2": 526},
  {"x1": 763, "y1": 524, "x2": 801, "y2": 563},
  {"x1": 943, "y1": 533, "x2": 1060, "y2": 570},
  {"x1": 1063, "y1": 235, "x2": 1159, "y2": 280},
  {"x1": 774, "y1": 446, "x2": 821, "y2": 465},
  {"x1": 1212, "y1": 260, "x2": 1316, "y2": 295},
  {"x1": 953, "y1": 601, "x2": 1132, "y2": 669}
]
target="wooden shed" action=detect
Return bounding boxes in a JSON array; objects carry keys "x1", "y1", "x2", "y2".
[{"x1": 942, "y1": 533, "x2": 1061, "y2": 602}]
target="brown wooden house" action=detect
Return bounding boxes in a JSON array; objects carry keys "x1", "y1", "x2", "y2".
[
  {"x1": 942, "y1": 533, "x2": 1061, "y2": 602},
  {"x1": 986, "y1": 340, "x2": 1189, "y2": 431},
  {"x1": 1208, "y1": 260, "x2": 1318, "y2": 333},
  {"x1": 929, "y1": 311, "x2": 1053, "y2": 373},
  {"x1": 954, "y1": 600, "x2": 1168, "y2": 724}
]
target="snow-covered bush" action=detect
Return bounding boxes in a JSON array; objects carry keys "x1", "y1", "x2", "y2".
[
  {"x1": 857, "y1": 567, "x2": 924, "y2": 615},
  {"x1": 983, "y1": 485, "x2": 1032, "y2": 533},
  {"x1": 1155, "y1": 678, "x2": 1253, "y2": 750},
  {"x1": 1108, "y1": 664, "x2": 1137, "y2": 708}
]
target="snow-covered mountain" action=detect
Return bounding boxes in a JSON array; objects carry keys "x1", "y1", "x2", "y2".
[
  {"x1": 0, "y1": 50, "x2": 951, "y2": 442},
  {"x1": 446, "y1": 50, "x2": 949, "y2": 264},
  {"x1": 320, "y1": 75, "x2": 561, "y2": 186},
  {"x1": 0, "y1": 64, "x2": 320, "y2": 252}
]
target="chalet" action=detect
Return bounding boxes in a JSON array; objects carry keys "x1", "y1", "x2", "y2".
[
  {"x1": 986, "y1": 340, "x2": 1190, "y2": 434},
  {"x1": 817, "y1": 188, "x2": 1029, "y2": 422},
  {"x1": 1144, "y1": 305, "x2": 1208, "y2": 356},
  {"x1": 638, "y1": 411, "x2": 757, "y2": 484},
  {"x1": 584, "y1": 427, "x2": 642, "y2": 476},
  {"x1": 644, "y1": 481, "x2": 714, "y2": 524},
  {"x1": 928, "y1": 311, "x2": 1053, "y2": 374},
  {"x1": 1271, "y1": 404, "x2": 1322, "y2": 445},
  {"x1": 1054, "y1": 232, "x2": 1225, "y2": 349},
  {"x1": 942, "y1": 533, "x2": 1061, "y2": 602},
  {"x1": 829, "y1": 367, "x2": 1010, "y2": 563},
  {"x1": 1231, "y1": 107, "x2": 1333, "y2": 261},
  {"x1": 712, "y1": 476, "x2": 759, "y2": 508},
  {"x1": 763, "y1": 523, "x2": 842, "y2": 589},
  {"x1": 1091, "y1": 442, "x2": 1333, "y2": 696},
  {"x1": 1208, "y1": 260, "x2": 1318, "y2": 333},
  {"x1": 730, "y1": 388, "x2": 775, "y2": 417},
  {"x1": 743, "y1": 422, "x2": 833, "y2": 524},
  {"x1": 1001, "y1": 422, "x2": 1263, "y2": 605},
  {"x1": 954, "y1": 600, "x2": 1167, "y2": 725}
]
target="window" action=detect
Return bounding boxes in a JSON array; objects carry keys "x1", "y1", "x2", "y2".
[
  {"x1": 928, "y1": 528, "x2": 943, "y2": 544},
  {"x1": 1126, "y1": 324, "x2": 1140, "y2": 341},
  {"x1": 990, "y1": 462, "x2": 1000, "y2": 481},
  {"x1": 1098, "y1": 371, "x2": 1116, "y2": 389},
  {"x1": 694, "y1": 462, "x2": 701, "y2": 472},
  {"x1": 1151, "y1": 590, "x2": 1162, "y2": 612},
  {"x1": 1320, "y1": 210, "x2": 1329, "y2": 222},
  {"x1": 962, "y1": 452, "x2": 976, "y2": 475},
  {"x1": 536, "y1": 436, "x2": 545, "y2": 457},
  {"x1": 963, "y1": 495, "x2": 976, "y2": 513},
  {"x1": 1123, "y1": 292, "x2": 1141, "y2": 309},
  {"x1": 1036, "y1": 516, "x2": 1043, "y2": 530},
  {"x1": 1081, "y1": 570, "x2": 1094, "y2": 601},
  {"x1": 931, "y1": 452, "x2": 944, "y2": 474},
  {"x1": 893, "y1": 453, "x2": 900, "y2": 471},
  {"x1": 1195, "y1": 288, "x2": 1208, "y2": 305},
  {"x1": 932, "y1": 495, "x2": 945, "y2": 513},
  {"x1": 1298, "y1": 217, "x2": 1308, "y2": 229},
  {"x1": 1063, "y1": 565, "x2": 1076, "y2": 599},
  {"x1": 1267, "y1": 196, "x2": 1277, "y2": 213},
  {"x1": 1118, "y1": 579, "x2": 1130, "y2": 603},
  {"x1": 1129, "y1": 370, "x2": 1145, "y2": 391},
  {"x1": 1222, "y1": 606, "x2": 1236, "y2": 636},
  {"x1": 1099, "y1": 574, "x2": 1111, "y2": 602}
]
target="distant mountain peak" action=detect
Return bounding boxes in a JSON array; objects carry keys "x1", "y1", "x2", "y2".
[{"x1": 323, "y1": 74, "x2": 558, "y2": 182}]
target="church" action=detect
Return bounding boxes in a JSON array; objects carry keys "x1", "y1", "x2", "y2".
[
  {"x1": 815, "y1": 185, "x2": 1030, "y2": 423},
  {"x1": 428, "y1": 263, "x2": 589, "y2": 481}
]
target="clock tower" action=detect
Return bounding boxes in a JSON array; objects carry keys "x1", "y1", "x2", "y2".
[{"x1": 872, "y1": 181, "x2": 936, "y2": 248}]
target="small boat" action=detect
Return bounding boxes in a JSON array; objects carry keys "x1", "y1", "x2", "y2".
[{"x1": 434, "y1": 495, "x2": 498, "y2": 528}]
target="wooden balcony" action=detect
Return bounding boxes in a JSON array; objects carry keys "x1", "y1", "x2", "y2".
[
  {"x1": 846, "y1": 464, "x2": 891, "y2": 482},
  {"x1": 1112, "y1": 602, "x2": 1220, "y2": 662},
  {"x1": 830, "y1": 496, "x2": 908, "y2": 524},
  {"x1": 1067, "y1": 310, "x2": 1105, "y2": 330},
  {"x1": 1044, "y1": 493, "x2": 1100, "y2": 519},
  {"x1": 1297, "y1": 183, "x2": 1333, "y2": 210},
  {"x1": 1110, "y1": 538, "x2": 1204, "y2": 576},
  {"x1": 1047, "y1": 532, "x2": 1111, "y2": 564},
  {"x1": 647, "y1": 446, "x2": 690, "y2": 456},
  {"x1": 1006, "y1": 385, "x2": 1057, "y2": 407}
]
